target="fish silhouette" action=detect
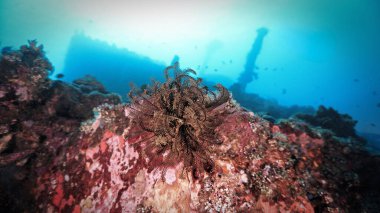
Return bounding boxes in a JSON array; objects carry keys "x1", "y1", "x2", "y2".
[{"x1": 55, "y1": 73, "x2": 65, "y2": 78}]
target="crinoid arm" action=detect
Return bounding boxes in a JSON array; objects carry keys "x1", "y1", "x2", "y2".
[
  {"x1": 206, "y1": 84, "x2": 230, "y2": 109},
  {"x1": 127, "y1": 64, "x2": 231, "y2": 179}
]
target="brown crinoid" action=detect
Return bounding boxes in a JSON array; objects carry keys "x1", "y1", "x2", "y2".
[{"x1": 128, "y1": 63, "x2": 230, "y2": 178}]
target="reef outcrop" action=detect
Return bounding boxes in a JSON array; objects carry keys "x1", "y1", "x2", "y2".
[
  {"x1": 296, "y1": 106, "x2": 359, "y2": 138},
  {"x1": 0, "y1": 43, "x2": 379, "y2": 212},
  {"x1": 0, "y1": 41, "x2": 121, "y2": 211}
]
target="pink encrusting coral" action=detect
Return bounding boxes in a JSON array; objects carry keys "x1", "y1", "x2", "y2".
[{"x1": 30, "y1": 100, "x2": 363, "y2": 212}]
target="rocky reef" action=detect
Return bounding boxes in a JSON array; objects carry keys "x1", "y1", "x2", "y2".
[
  {"x1": 0, "y1": 43, "x2": 379, "y2": 212},
  {"x1": 296, "y1": 106, "x2": 359, "y2": 138},
  {"x1": 0, "y1": 41, "x2": 121, "y2": 211}
]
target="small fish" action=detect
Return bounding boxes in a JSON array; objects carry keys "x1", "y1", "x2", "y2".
[
  {"x1": 370, "y1": 123, "x2": 376, "y2": 127},
  {"x1": 353, "y1": 78, "x2": 359, "y2": 83},
  {"x1": 140, "y1": 84, "x2": 147, "y2": 91},
  {"x1": 282, "y1": 89, "x2": 287, "y2": 95},
  {"x1": 373, "y1": 91, "x2": 378, "y2": 96},
  {"x1": 55, "y1": 73, "x2": 64, "y2": 78},
  {"x1": 272, "y1": 68, "x2": 277, "y2": 71},
  {"x1": 214, "y1": 69, "x2": 218, "y2": 72},
  {"x1": 229, "y1": 59, "x2": 232, "y2": 64},
  {"x1": 264, "y1": 67, "x2": 268, "y2": 71},
  {"x1": 376, "y1": 102, "x2": 380, "y2": 108}
]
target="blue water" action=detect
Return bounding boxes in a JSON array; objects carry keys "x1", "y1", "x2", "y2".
[{"x1": 1, "y1": 0, "x2": 379, "y2": 140}]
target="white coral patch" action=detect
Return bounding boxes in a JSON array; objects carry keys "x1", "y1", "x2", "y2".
[{"x1": 164, "y1": 168, "x2": 177, "y2": 185}]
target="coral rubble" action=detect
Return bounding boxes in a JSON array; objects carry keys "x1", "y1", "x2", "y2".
[{"x1": 0, "y1": 43, "x2": 379, "y2": 212}]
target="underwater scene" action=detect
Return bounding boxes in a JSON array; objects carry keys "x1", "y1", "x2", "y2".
[{"x1": 1, "y1": 0, "x2": 380, "y2": 212}]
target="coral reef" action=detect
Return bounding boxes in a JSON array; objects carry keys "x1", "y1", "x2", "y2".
[
  {"x1": 0, "y1": 42, "x2": 121, "y2": 211},
  {"x1": 296, "y1": 106, "x2": 359, "y2": 138},
  {"x1": 26, "y1": 98, "x2": 380, "y2": 212},
  {"x1": 0, "y1": 42, "x2": 379, "y2": 212}
]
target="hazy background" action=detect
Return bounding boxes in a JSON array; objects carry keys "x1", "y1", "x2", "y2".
[{"x1": 1, "y1": 0, "x2": 380, "y2": 135}]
